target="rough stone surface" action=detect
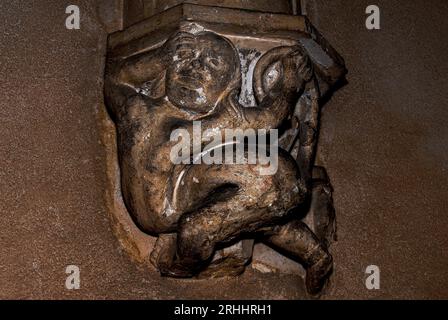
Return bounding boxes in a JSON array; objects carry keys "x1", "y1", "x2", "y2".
[
  {"x1": 1, "y1": 0, "x2": 447, "y2": 299},
  {"x1": 312, "y1": 0, "x2": 448, "y2": 300}
]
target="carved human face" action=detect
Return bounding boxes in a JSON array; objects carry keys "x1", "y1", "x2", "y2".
[{"x1": 166, "y1": 32, "x2": 238, "y2": 114}]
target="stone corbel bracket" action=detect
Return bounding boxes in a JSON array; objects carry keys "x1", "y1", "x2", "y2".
[{"x1": 102, "y1": 2, "x2": 347, "y2": 275}]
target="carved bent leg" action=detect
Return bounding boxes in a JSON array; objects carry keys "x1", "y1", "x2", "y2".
[
  {"x1": 155, "y1": 151, "x2": 307, "y2": 277},
  {"x1": 150, "y1": 164, "x2": 336, "y2": 296},
  {"x1": 258, "y1": 166, "x2": 335, "y2": 296},
  {"x1": 306, "y1": 166, "x2": 337, "y2": 247},
  {"x1": 262, "y1": 221, "x2": 333, "y2": 296}
]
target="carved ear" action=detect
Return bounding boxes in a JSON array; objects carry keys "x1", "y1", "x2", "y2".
[
  {"x1": 140, "y1": 70, "x2": 166, "y2": 100},
  {"x1": 254, "y1": 46, "x2": 297, "y2": 103}
]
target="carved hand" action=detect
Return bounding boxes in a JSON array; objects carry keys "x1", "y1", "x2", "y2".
[{"x1": 278, "y1": 46, "x2": 313, "y2": 94}]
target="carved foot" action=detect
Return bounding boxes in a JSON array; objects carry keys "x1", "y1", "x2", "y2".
[
  {"x1": 150, "y1": 233, "x2": 178, "y2": 275},
  {"x1": 306, "y1": 166, "x2": 337, "y2": 247},
  {"x1": 150, "y1": 233, "x2": 201, "y2": 278},
  {"x1": 198, "y1": 240, "x2": 254, "y2": 279},
  {"x1": 305, "y1": 252, "x2": 333, "y2": 297}
]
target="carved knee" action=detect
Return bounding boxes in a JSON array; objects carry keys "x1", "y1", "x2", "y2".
[{"x1": 177, "y1": 216, "x2": 217, "y2": 262}]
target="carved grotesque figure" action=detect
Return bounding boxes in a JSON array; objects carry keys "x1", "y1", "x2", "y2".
[{"x1": 105, "y1": 30, "x2": 335, "y2": 296}]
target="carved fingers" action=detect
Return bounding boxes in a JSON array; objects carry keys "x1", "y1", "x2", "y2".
[
  {"x1": 290, "y1": 47, "x2": 314, "y2": 83},
  {"x1": 281, "y1": 46, "x2": 313, "y2": 91}
]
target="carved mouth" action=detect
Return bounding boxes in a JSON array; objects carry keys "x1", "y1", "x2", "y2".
[
  {"x1": 179, "y1": 86, "x2": 197, "y2": 96},
  {"x1": 176, "y1": 76, "x2": 203, "y2": 90}
]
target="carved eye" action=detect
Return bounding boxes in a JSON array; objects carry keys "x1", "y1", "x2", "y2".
[{"x1": 206, "y1": 57, "x2": 222, "y2": 70}]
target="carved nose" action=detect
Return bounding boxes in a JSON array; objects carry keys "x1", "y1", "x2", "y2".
[{"x1": 191, "y1": 59, "x2": 201, "y2": 69}]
